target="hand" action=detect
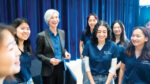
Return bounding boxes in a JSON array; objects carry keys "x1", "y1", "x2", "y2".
[
  {"x1": 65, "y1": 51, "x2": 71, "y2": 59},
  {"x1": 113, "y1": 74, "x2": 117, "y2": 78},
  {"x1": 80, "y1": 55, "x2": 84, "y2": 59},
  {"x1": 50, "y1": 58, "x2": 60, "y2": 66}
]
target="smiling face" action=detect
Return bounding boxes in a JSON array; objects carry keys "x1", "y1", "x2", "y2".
[
  {"x1": 88, "y1": 15, "x2": 97, "y2": 31},
  {"x1": 113, "y1": 23, "x2": 122, "y2": 36},
  {"x1": 48, "y1": 12, "x2": 59, "y2": 28},
  {"x1": 131, "y1": 29, "x2": 148, "y2": 47},
  {"x1": 96, "y1": 26, "x2": 107, "y2": 42},
  {"x1": 0, "y1": 30, "x2": 21, "y2": 78},
  {"x1": 16, "y1": 22, "x2": 30, "y2": 41}
]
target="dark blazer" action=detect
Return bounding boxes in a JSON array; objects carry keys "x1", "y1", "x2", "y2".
[{"x1": 36, "y1": 29, "x2": 66, "y2": 76}]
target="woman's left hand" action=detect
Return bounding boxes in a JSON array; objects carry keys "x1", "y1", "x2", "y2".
[{"x1": 65, "y1": 51, "x2": 71, "y2": 59}]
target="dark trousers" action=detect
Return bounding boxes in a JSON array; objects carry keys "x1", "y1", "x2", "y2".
[{"x1": 42, "y1": 62, "x2": 65, "y2": 84}]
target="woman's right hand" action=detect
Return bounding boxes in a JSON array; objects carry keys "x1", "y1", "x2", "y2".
[{"x1": 50, "y1": 58, "x2": 60, "y2": 66}]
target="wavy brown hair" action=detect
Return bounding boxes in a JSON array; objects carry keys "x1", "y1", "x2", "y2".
[{"x1": 92, "y1": 21, "x2": 111, "y2": 45}]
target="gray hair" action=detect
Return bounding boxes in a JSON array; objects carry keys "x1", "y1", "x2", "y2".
[{"x1": 44, "y1": 9, "x2": 59, "y2": 25}]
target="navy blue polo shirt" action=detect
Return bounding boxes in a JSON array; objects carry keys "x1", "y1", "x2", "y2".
[
  {"x1": 116, "y1": 39, "x2": 129, "y2": 62},
  {"x1": 15, "y1": 51, "x2": 32, "y2": 82},
  {"x1": 49, "y1": 29, "x2": 62, "y2": 59},
  {"x1": 82, "y1": 40, "x2": 118, "y2": 75},
  {"x1": 121, "y1": 53, "x2": 150, "y2": 83},
  {"x1": 136, "y1": 59, "x2": 150, "y2": 83},
  {"x1": 117, "y1": 39, "x2": 129, "y2": 48},
  {"x1": 80, "y1": 32, "x2": 92, "y2": 46}
]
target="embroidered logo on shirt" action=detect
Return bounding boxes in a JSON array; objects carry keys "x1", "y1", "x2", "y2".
[
  {"x1": 104, "y1": 51, "x2": 112, "y2": 55},
  {"x1": 119, "y1": 45, "x2": 124, "y2": 47},
  {"x1": 141, "y1": 61, "x2": 150, "y2": 65}
]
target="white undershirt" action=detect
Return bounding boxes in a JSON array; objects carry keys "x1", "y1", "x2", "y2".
[
  {"x1": 0, "y1": 77, "x2": 5, "y2": 84},
  {"x1": 84, "y1": 45, "x2": 117, "y2": 75},
  {"x1": 97, "y1": 45, "x2": 103, "y2": 50}
]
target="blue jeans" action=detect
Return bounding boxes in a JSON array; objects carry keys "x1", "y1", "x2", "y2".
[
  {"x1": 93, "y1": 75, "x2": 114, "y2": 84},
  {"x1": 86, "y1": 74, "x2": 114, "y2": 84},
  {"x1": 18, "y1": 78, "x2": 34, "y2": 84}
]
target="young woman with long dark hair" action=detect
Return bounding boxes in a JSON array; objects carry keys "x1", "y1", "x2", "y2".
[
  {"x1": 79, "y1": 14, "x2": 98, "y2": 84},
  {"x1": 11, "y1": 18, "x2": 34, "y2": 84},
  {"x1": 111, "y1": 21, "x2": 129, "y2": 84},
  {"x1": 119, "y1": 27, "x2": 150, "y2": 84}
]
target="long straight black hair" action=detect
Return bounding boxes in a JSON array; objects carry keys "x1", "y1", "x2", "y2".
[
  {"x1": 84, "y1": 13, "x2": 98, "y2": 36},
  {"x1": 111, "y1": 20, "x2": 127, "y2": 46},
  {"x1": 11, "y1": 18, "x2": 32, "y2": 54}
]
